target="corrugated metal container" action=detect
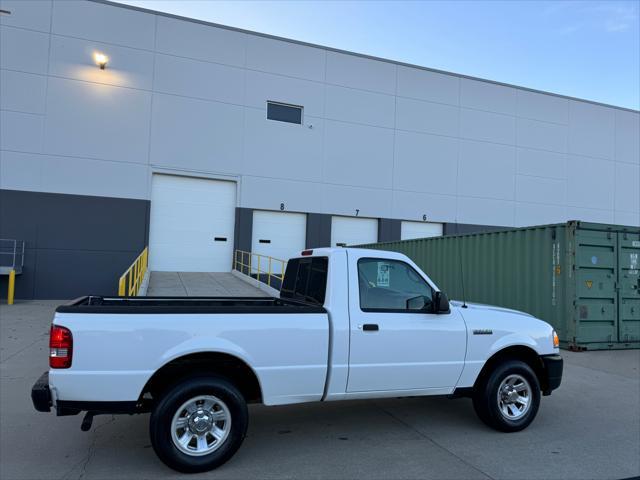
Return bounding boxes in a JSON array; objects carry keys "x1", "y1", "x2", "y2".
[{"x1": 358, "y1": 221, "x2": 640, "y2": 350}]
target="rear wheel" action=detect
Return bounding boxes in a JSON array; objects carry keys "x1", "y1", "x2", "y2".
[
  {"x1": 150, "y1": 376, "x2": 248, "y2": 473},
  {"x1": 472, "y1": 360, "x2": 540, "y2": 432}
]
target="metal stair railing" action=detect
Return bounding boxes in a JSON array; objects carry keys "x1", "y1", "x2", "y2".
[
  {"x1": 118, "y1": 247, "x2": 148, "y2": 296},
  {"x1": 234, "y1": 250, "x2": 286, "y2": 290}
]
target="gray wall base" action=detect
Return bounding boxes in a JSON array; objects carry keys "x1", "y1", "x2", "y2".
[
  {"x1": 0, "y1": 189, "x2": 149, "y2": 300},
  {"x1": 443, "y1": 223, "x2": 509, "y2": 236},
  {"x1": 233, "y1": 207, "x2": 253, "y2": 254},
  {"x1": 306, "y1": 213, "x2": 332, "y2": 248},
  {"x1": 378, "y1": 218, "x2": 401, "y2": 242}
]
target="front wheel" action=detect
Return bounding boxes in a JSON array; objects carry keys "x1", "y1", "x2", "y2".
[
  {"x1": 472, "y1": 360, "x2": 541, "y2": 432},
  {"x1": 149, "y1": 376, "x2": 248, "y2": 473}
]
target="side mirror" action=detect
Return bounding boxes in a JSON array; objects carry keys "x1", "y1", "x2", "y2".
[
  {"x1": 406, "y1": 295, "x2": 428, "y2": 310},
  {"x1": 434, "y1": 291, "x2": 450, "y2": 314}
]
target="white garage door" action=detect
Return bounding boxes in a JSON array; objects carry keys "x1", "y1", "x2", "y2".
[
  {"x1": 149, "y1": 174, "x2": 236, "y2": 272},
  {"x1": 331, "y1": 216, "x2": 378, "y2": 247},
  {"x1": 401, "y1": 221, "x2": 443, "y2": 240},
  {"x1": 252, "y1": 211, "x2": 306, "y2": 274}
]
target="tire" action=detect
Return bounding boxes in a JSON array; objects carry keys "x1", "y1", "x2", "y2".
[
  {"x1": 149, "y1": 375, "x2": 248, "y2": 473},
  {"x1": 472, "y1": 360, "x2": 541, "y2": 432}
]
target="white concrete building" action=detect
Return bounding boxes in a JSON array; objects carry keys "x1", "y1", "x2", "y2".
[{"x1": 0, "y1": 0, "x2": 638, "y2": 298}]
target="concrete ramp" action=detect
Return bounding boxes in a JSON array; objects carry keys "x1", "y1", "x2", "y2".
[{"x1": 147, "y1": 272, "x2": 269, "y2": 297}]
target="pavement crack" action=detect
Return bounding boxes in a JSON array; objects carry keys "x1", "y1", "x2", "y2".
[
  {"x1": 0, "y1": 330, "x2": 49, "y2": 364},
  {"x1": 376, "y1": 403, "x2": 495, "y2": 480},
  {"x1": 76, "y1": 415, "x2": 116, "y2": 479},
  {"x1": 176, "y1": 272, "x2": 189, "y2": 296}
]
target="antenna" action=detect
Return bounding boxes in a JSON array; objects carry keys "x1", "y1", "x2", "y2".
[{"x1": 455, "y1": 220, "x2": 468, "y2": 308}]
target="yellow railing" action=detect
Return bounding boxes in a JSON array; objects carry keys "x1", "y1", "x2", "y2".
[
  {"x1": 118, "y1": 247, "x2": 148, "y2": 296},
  {"x1": 234, "y1": 250, "x2": 286, "y2": 289}
]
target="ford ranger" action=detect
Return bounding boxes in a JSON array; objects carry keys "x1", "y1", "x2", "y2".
[{"x1": 31, "y1": 248, "x2": 562, "y2": 473}]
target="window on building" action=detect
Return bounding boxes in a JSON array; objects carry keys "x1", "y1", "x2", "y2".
[{"x1": 267, "y1": 101, "x2": 303, "y2": 124}]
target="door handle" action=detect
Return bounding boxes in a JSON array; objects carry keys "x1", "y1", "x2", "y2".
[{"x1": 362, "y1": 324, "x2": 379, "y2": 332}]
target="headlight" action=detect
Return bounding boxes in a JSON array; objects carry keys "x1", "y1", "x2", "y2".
[{"x1": 553, "y1": 330, "x2": 560, "y2": 348}]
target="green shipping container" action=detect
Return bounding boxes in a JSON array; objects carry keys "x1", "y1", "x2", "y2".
[{"x1": 358, "y1": 221, "x2": 640, "y2": 350}]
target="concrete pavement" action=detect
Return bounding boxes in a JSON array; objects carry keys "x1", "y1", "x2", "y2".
[
  {"x1": 1, "y1": 300, "x2": 639, "y2": 480},
  {"x1": 146, "y1": 272, "x2": 269, "y2": 297}
]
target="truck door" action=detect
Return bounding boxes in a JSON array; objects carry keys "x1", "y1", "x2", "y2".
[{"x1": 346, "y1": 254, "x2": 466, "y2": 393}]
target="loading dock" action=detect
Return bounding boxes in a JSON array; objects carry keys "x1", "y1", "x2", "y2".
[
  {"x1": 331, "y1": 216, "x2": 378, "y2": 247},
  {"x1": 400, "y1": 221, "x2": 443, "y2": 240},
  {"x1": 251, "y1": 210, "x2": 306, "y2": 274},
  {"x1": 148, "y1": 174, "x2": 236, "y2": 272}
]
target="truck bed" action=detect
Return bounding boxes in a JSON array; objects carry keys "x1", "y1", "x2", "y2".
[
  {"x1": 56, "y1": 296, "x2": 326, "y2": 314},
  {"x1": 51, "y1": 295, "x2": 330, "y2": 406}
]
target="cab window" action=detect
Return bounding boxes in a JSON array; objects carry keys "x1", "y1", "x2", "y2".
[
  {"x1": 281, "y1": 257, "x2": 328, "y2": 305},
  {"x1": 358, "y1": 258, "x2": 433, "y2": 312}
]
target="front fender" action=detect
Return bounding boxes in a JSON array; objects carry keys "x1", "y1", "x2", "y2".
[
  {"x1": 487, "y1": 332, "x2": 542, "y2": 357},
  {"x1": 455, "y1": 310, "x2": 556, "y2": 388}
]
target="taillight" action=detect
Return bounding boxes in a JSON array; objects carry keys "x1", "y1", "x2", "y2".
[
  {"x1": 301, "y1": 250, "x2": 313, "y2": 256},
  {"x1": 50, "y1": 325, "x2": 72, "y2": 369}
]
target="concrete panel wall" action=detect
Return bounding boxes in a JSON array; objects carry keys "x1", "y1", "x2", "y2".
[
  {"x1": 150, "y1": 93, "x2": 243, "y2": 174},
  {"x1": 0, "y1": 0, "x2": 52, "y2": 32},
  {"x1": 1, "y1": 0, "x2": 636, "y2": 230},
  {"x1": 396, "y1": 66, "x2": 460, "y2": 105},
  {"x1": 0, "y1": 25, "x2": 49, "y2": 74},
  {"x1": 155, "y1": 15, "x2": 246, "y2": 67},
  {"x1": 326, "y1": 51, "x2": 396, "y2": 95},
  {"x1": 0, "y1": 70, "x2": 47, "y2": 114},
  {"x1": 51, "y1": 0, "x2": 155, "y2": 49},
  {"x1": 393, "y1": 131, "x2": 458, "y2": 195},
  {"x1": 48, "y1": 34, "x2": 155, "y2": 90},
  {"x1": 243, "y1": 109, "x2": 323, "y2": 182},
  {"x1": 324, "y1": 121, "x2": 394, "y2": 189}
]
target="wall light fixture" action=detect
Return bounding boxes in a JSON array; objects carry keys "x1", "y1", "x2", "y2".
[{"x1": 94, "y1": 52, "x2": 108, "y2": 70}]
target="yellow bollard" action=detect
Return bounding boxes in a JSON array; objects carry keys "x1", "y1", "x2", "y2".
[{"x1": 7, "y1": 269, "x2": 15, "y2": 305}]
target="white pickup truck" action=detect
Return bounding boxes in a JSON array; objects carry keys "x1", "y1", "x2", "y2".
[{"x1": 32, "y1": 248, "x2": 562, "y2": 473}]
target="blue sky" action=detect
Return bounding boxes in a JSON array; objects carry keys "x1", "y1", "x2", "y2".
[{"x1": 118, "y1": 1, "x2": 640, "y2": 110}]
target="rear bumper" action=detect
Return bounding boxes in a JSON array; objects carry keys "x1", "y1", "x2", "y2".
[
  {"x1": 541, "y1": 354, "x2": 563, "y2": 395},
  {"x1": 32, "y1": 371, "x2": 142, "y2": 416},
  {"x1": 31, "y1": 372, "x2": 52, "y2": 412}
]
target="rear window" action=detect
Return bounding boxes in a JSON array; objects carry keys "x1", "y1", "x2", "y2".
[{"x1": 280, "y1": 257, "x2": 328, "y2": 305}]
